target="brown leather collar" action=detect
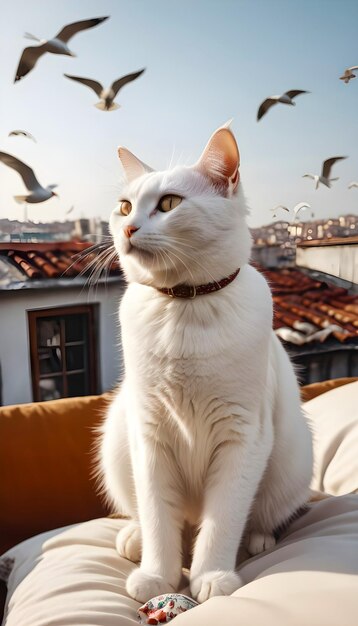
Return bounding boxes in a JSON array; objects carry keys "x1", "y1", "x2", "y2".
[{"x1": 158, "y1": 268, "x2": 240, "y2": 299}]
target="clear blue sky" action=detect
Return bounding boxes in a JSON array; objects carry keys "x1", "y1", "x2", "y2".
[{"x1": 0, "y1": 0, "x2": 357, "y2": 227}]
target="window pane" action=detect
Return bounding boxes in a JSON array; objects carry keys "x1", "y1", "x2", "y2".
[
  {"x1": 29, "y1": 306, "x2": 97, "y2": 402},
  {"x1": 65, "y1": 315, "x2": 87, "y2": 343},
  {"x1": 67, "y1": 372, "x2": 88, "y2": 397},
  {"x1": 37, "y1": 319, "x2": 61, "y2": 347},
  {"x1": 39, "y1": 347, "x2": 62, "y2": 374},
  {"x1": 66, "y1": 345, "x2": 84, "y2": 371},
  {"x1": 39, "y1": 377, "x2": 63, "y2": 401}
]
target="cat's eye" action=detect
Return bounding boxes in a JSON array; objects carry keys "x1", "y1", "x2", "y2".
[
  {"x1": 158, "y1": 195, "x2": 183, "y2": 212},
  {"x1": 119, "y1": 200, "x2": 132, "y2": 216}
]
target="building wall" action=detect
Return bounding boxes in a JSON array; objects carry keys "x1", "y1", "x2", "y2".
[
  {"x1": 251, "y1": 244, "x2": 294, "y2": 268},
  {"x1": 0, "y1": 281, "x2": 126, "y2": 406},
  {"x1": 296, "y1": 244, "x2": 358, "y2": 286}
]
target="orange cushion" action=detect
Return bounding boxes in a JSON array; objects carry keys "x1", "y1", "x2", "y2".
[
  {"x1": 300, "y1": 377, "x2": 358, "y2": 402},
  {"x1": 0, "y1": 394, "x2": 111, "y2": 554}
]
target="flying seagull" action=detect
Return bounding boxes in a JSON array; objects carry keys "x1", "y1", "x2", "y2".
[
  {"x1": 270, "y1": 205, "x2": 289, "y2": 219},
  {"x1": 339, "y1": 66, "x2": 358, "y2": 84},
  {"x1": 270, "y1": 203, "x2": 310, "y2": 219},
  {"x1": 0, "y1": 151, "x2": 58, "y2": 203},
  {"x1": 257, "y1": 90, "x2": 308, "y2": 121},
  {"x1": 348, "y1": 182, "x2": 358, "y2": 189},
  {"x1": 63, "y1": 69, "x2": 145, "y2": 110},
  {"x1": 66, "y1": 205, "x2": 74, "y2": 214},
  {"x1": 14, "y1": 16, "x2": 109, "y2": 82},
  {"x1": 303, "y1": 157, "x2": 347, "y2": 189},
  {"x1": 293, "y1": 202, "x2": 311, "y2": 216},
  {"x1": 270, "y1": 205, "x2": 290, "y2": 213},
  {"x1": 9, "y1": 129, "x2": 36, "y2": 142}
]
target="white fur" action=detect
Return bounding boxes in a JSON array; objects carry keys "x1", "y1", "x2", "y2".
[{"x1": 99, "y1": 134, "x2": 313, "y2": 604}]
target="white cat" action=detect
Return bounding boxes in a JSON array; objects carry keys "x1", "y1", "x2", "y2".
[{"x1": 100, "y1": 123, "x2": 313, "y2": 604}]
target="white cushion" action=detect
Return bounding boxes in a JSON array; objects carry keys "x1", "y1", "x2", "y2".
[
  {"x1": 307, "y1": 381, "x2": 358, "y2": 495},
  {"x1": 176, "y1": 494, "x2": 358, "y2": 626},
  {"x1": 2, "y1": 381, "x2": 358, "y2": 625},
  {"x1": 2, "y1": 497, "x2": 358, "y2": 626},
  {"x1": 3, "y1": 518, "x2": 140, "y2": 625}
]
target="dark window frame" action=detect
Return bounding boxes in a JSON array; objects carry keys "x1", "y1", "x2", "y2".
[{"x1": 28, "y1": 304, "x2": 99, "y2": 402}]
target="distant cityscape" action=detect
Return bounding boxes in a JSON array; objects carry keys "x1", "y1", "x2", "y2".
[
  {"x1": 0, "y1": 214, "x2": 357, "y2": 247},
  {"x1": 251, "y1": 214, "x2": 358, "y2": 268},
  {"x1": 0, "y1": 217, "x2": 110, "y2": 243},
  {"x1": 251, "y1": 214, "x2": 358, "y2": 246}
]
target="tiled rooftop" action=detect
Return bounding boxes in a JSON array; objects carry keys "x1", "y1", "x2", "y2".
[
  {"x1": 297, "y1": 236, "x2": 358, "y2": 248},
  {"x1": 260, "y1": 267, "x2": 358, "y2": 345},
  {"x1": 0, "y1": 241, "x2": 120, "y2": 289},
  {"x1": 1, "y1": 243, "x2": 357, "y2": 346}
]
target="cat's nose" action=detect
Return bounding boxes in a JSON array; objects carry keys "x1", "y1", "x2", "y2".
[{"x1": 123, "y1": 225, "x2": 139, "y2": 239}]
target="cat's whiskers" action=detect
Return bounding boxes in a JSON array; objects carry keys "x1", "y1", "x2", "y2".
[
  {"x1": 167, "y1": 144, "x2": 177, "y2": 171},
  {"x1": 90, "y1": 248, "x2": 117, "y2": 286},
  {"x1": 163, "y1": 242, "x2": 220, "y2": 287},
  {"x1": 133, "y1": 233, "x2": 219, "y2": 287},
  {"x1": 91, "y1": 248, "x2": 117, "y2": 284},
  {"x1": 75, "y1": 248, "x2": 116, "y2": 300},
  {"x1": 151, "y1": 234, "x2": 199, "y2": 251},
  {"x1": 86, "y1": 250, "x2": 118, "y2": 298},
  {"x1": 126, "y1": 235, "x2": 180, "y2": 286},
  {"x1": 150, "y1": 247, "x2": 165, "y2": 284},
  {"x1": 155, "y1": 236, "x2": 221, "y2": 273},
  {"x1": 77, "y1": 245, "x2": 114, "y2": 277},
  {"x1": 81, "y1": 235, "x2": 114, "y2": 242},
  {"x1": 81, "y1": 254, "x2": 109, "y2": 292},
  {"x1": 62, "y1": 242, "x2": 109, "y2": 278},
  {"x1": 74, "y1": 239, "x2": 113, "y2": 259},
  {"x1": 161, "y1": 246, "x2": 196, "y2": 287},
  {"x1": 157, "y1": 248, "x2": 170, "y2": 286},
  {"x1": 160, "y1": 248, "x2": 182, "y2": 287},
  {"x1": 143, "y1": 235, "x2": 204, "y2": 269},
  {"x1": 80, "y1": 245, "x2": 117, "y2": 292}
]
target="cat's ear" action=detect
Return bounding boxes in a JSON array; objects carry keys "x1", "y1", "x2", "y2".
[
  {"x1": 194, "y1": 122, "x2": 240, "y2": 194},
  {"x1": 118, "y1": 147, "x2": 154, "y2": 182}
]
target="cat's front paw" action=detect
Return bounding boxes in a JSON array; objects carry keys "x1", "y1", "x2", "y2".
[
  {"x1": 190, "y1": 570, "x2": 243, "y2": 603},
  {"x1": 126, "y1": 568, "x2": 176, "y2": 603},
  {"x1": 116, "y1": 522, "x2": 142, "y2": 562},
  {"x1": 247, "y1": 531, "x2": 276, "y2": 556}
]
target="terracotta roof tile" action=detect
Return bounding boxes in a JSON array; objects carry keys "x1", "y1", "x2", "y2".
[
  {"x1": 259, "y1": 266, "x2": 358, "y2": 345},
  {"x1": 0, "y1": 241, "x2": 121, "y2": 283},
  {"x1": 330, "y1": 301, "x2": 358, "y2": 315},
  {"x1": 7, "y1": 251, "x2": 42, "y2": 279},
  {"x1": 27, "y1": 251, "x2": 60, "y2": 278},
  {"x1": 43, "y1": 250, "x2": 71, "y2": 273}
]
